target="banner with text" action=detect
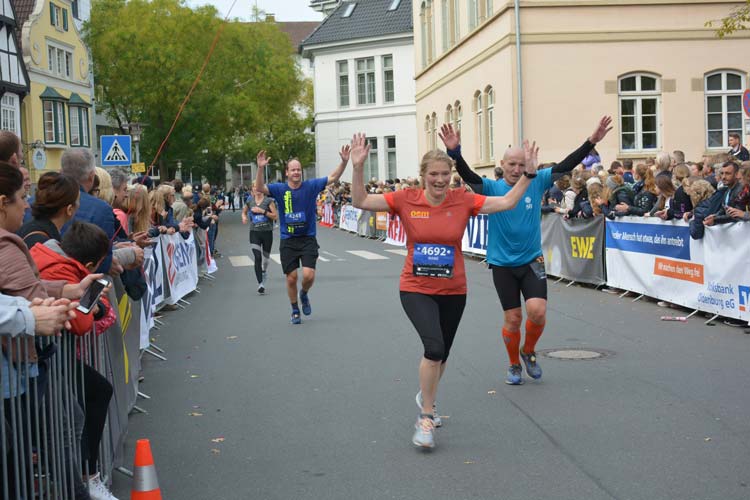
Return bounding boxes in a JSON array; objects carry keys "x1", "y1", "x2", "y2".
[
  {"x1": 461, "y1": 214, "x2": 488, "y2": 257},
  {"x1": 339, "y1": 205, "x2": 361, "y2": 233},
  {"x1": 163, "y1": 231, "x2": 199, "y2": 304},
  {"x1": 605, "y1": 217, "x2": 748, "y2": 320},
  {"x1": 542, "y1": 214, "x2": 605, "y2": 285},
  {"x1": 385, "y1": 213, "x2": 406, "y2": 246},
  {"x1": 321, "y1": 203, "x2": 335, "y2": 227}
]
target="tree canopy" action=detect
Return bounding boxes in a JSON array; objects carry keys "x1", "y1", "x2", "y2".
[
  {"x1": 706, "y1": 1, "x2": 750, "y2": 37},
  {"x1": 86, "y1": 0, "x2": 313, "y2": 182}
]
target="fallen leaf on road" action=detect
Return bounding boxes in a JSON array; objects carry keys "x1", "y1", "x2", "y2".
[
  {"x1": 464, "y1": 461, "x2": 475, "y2": 464},
  {"x1": 188, "y1": 412, "x2": 203, "y2": 417},
  {"x1": 211, "y1": 437, "x2": 225, "y2": 443},
  {"x1": 211, "y1": 448, "x2": 220, "y2": 455},
  {"x1": 704, "y1": 437, "x2": 712, "y2": 442},
  {"x1": 487, "y1": 390, "x2": 497, "y2": 395},
  {"x1": 439, "y1": 415, "x2": 450, "y2": 419},
  {"x1": 226, "y1": 336, "x2": 238, "y2": 340},
  {"x1": 190, "y1": 375, "x2": 200, "y2": 379}
]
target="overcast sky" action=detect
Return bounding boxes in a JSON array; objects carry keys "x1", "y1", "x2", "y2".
[{"x1": 185, "y1": 0, "x2": 324, "y2": 22}]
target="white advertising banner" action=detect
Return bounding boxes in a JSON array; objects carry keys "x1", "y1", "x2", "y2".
[
  {"x1": 605, "y1": 217, "x2": 749, "y2": 321},
  {"x1": 461, "y1": 214, "x2": 488, "y2": 257},
  {"x1": 384, "y1": 213, "x2": 406, "y2": 247},
  {"x1": 163, "y1": 231, "x2": 199, "y2": 305},
  {"x1": 339, "y1": 205, "x2": 361, "y2": 233}
]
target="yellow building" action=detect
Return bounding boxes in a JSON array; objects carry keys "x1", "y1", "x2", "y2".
[
  {"x1": 414, "y1": 0, "x2": 750, "y2": 172},
  {"x1": 16, "y1": 0, "x2": 92, "y2": 181}
]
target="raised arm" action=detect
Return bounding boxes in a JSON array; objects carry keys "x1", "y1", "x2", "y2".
[
  {"x1": 255, "y1": 151, "x2": 271, "y2": 195},
  {"x1": 439, "y1": 123, "x2": 484, "y2": 193},
  {"x1": 327, "y1": 145, "x2": 351, "y2": 185},
  {"x1": 551, "y1": 116, "x2": 613, "y2": 176},
  {"x1": 350, "y1": 133, "x2": 391, "y2": 212},
  {"x1": 480, "y1": 140, "x2": 536, "y2": 214}
]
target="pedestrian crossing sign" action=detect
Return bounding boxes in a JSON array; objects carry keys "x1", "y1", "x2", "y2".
[{"x1": 100, "y1": 135, "x2": 132, "y2": 166}]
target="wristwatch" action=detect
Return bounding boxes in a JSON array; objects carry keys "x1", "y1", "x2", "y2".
[{"x1": 523, "y1": 172, "x2": 538, "y2": 179}]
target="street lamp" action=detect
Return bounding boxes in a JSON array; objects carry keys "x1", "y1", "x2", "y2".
[{"x1": 128, "y1": 122, "x2": 142, "y2": 164}]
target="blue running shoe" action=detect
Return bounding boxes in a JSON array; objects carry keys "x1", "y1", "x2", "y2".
[
  {"x1": 520, "y1": 349, "x2": 542, "y2": 380},
  {"x1": 300, "y1": 291, "x2": 312, "y2": 316},
  {"x1": 291, "y1": 311, "x2": 302, "y2": 324},
  {"x1": 505, "y1": 364, "x2": 524, "y2": 385}
]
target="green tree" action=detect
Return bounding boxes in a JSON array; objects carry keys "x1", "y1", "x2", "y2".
[
  {"x1": 85, "y1": 0, "x2": 303, "y2": 180},
  {"x1": 706, "y1": 1, "x2": 750, "y2": 37}
]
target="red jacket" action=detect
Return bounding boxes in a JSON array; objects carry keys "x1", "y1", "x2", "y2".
[{"x1": 30, "y1": 241, "x2": 107, "y2": 336}]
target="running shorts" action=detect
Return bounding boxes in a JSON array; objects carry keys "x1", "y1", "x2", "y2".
[
  {"x1": 490, "y1": 256, "x2": 548, "y2": 311},
  {"x1": 279, "y1": 236, "x2": 319, "y2": 275}
]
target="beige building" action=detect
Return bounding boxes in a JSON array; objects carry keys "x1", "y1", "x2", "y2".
[{"x1": 414, "y1": 0, "x2": 750, "y2": 173}]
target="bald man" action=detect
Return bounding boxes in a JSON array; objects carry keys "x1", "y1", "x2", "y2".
[
  {"x1": 255, "y1": 149, "x2": 350, "y2": 324},
  {"x1": 440, "y1": 117, "x2": 612, "y2": 385}
]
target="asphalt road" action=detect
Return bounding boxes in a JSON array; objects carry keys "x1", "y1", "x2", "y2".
[{"x1": 112, "y1": 211, "x2": 750, "y2": 500}]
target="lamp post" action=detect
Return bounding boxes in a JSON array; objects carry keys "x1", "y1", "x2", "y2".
[{"x1": 128, "y1": 121, "x2": 142, "y2": 164}]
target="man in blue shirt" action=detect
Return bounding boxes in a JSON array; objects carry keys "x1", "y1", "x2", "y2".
[
  {"x1": 255, "y1": 146, "x2": 350, "y2": 324},
  {"x1": 441, "y1": 116, "x2": 612, "y2": 385}
]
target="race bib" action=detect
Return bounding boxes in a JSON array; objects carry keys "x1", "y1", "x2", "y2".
[
  {"x1": 252, "y1": 214, "x2": 268, "y2": 225},
  {"x1": 413, "y1": 243, "x2": 455, "y2": 278},
  {"x1": 285, "y1": 211, "x2": 307, "y2": 228}
]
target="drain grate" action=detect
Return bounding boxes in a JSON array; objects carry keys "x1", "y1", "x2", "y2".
[{"x1": 537, "y1": 348, "x2": 614, "y2": 361}]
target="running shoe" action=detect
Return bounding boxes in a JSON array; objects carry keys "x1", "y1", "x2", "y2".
[
  {"x1": 291, "y1": 311, "x2": 301, "y2": 325},
  {"x1": 519, "y1": 349, "x2": 542, "y2": 380},
  {"x1": 257, "y1": 283, "x2": 265, "y2": 295},
  {"x1": 505, "y1": 364, "x2": 524, "y2": 385},
  {"x1": 412, "y1": 414, "x2": 435, "y2": 449},
  {"x1": 415, "y1": 390, "x2": 442, "y2": 427},
  {"x1": 300, "y1": 291, "x2": 312, "y2": 316}
]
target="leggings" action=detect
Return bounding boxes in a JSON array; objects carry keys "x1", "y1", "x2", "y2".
[
  {"x1": 75, "y1": 361, "x2": 113, "y2": 475},
  {"x1": 250, "y1": 230, "x2": 273, "y2": 283},
  {"x1": 399, "y1": 292, "x2": 467, "y2": 362}
]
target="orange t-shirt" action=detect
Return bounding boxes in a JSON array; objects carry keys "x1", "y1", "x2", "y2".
[{"x1": 384, "y1": 188, "x2": 486, "y2": 295}]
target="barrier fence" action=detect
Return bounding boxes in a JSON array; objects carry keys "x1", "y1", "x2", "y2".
[
  {"x1": 328, "y1": 204, "x2": 748, "y2": 322},
  {"x1": 1, "y1": 227, "x2": 217, "y2": 499}
]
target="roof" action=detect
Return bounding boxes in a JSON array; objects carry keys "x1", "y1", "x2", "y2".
[
  {"x1": 301, "y1": 0, "x2": 412, "y2": 49},
  {"x1": 277, "y1": 21, "x2": 320, "y2": 48},
  {"x1": 12, "y1": 0, "x2": 35, "y2": 52},
  {"x1": 39, "y1": 86, "x2": 67, "y2": 100}
]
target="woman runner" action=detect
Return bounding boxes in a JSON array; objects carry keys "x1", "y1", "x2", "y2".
[
  {"x1": 242, "y1": 184, "x2": 278, "y2": 294},
  {"x1": 349, "y1": 133, "x2": 539, "y2": 449}
]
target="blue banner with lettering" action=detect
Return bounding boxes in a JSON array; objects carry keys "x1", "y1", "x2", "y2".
[{"x1": 605, "y1": 221, "x2": 691, "y2": 260}]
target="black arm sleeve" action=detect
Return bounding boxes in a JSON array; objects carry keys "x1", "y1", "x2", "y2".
[
  {"x1": 447, "y1": 147, "x2": 484, "y2": 194},
  {"x1": 551, "y1": 140, "x2": 596, "y2": 175}
]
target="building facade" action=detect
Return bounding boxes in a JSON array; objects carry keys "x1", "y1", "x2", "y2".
[
  {"x1": 1, "y1": 0, "x2": 31, "y2": 141},
  {"x1": 414, "y1": 0, "x2": 750, "y2": 173},
  {"x1": 17, "y1": 0, "x2": 92, "y2": 180},
  {"x1": 301, "y1": 0, "x2": 417, "y2": 182}
]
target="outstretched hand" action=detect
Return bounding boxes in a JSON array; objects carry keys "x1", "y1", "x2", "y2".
[
  {"x1": 438, "y1": 123, "x2": 461, "y2": 150},
  {"x1": 339, "y1": 144, "x2": 351, "y2": 164},
  {"x1": 349, "y1": 133, "x2": 371, "y2": 168},
  {"x1": 523, "y1": 140, "x2": 539, "y2": 175},
  {"x1": 589, "y1": 116, "x2": 613, "y2": 144},
  {"x1": 257, "y1": 150, "x2": 270, "y2": 169}
]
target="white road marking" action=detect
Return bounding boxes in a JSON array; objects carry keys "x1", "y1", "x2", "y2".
[
  {"x1": 228, "y1": 255, "x2": 253, "y2": 267},
  {"x1": 318, "y1": 256, "x2": 330, "y2": 262},
  {"x1": 346, "y1": 250, "x2": 389, "y2": 260},
  {"x1": 385, "y1": 249, "x2": 408, "y2": 256},
  {"x1": 270, "y1": 254, "x2": 282, "y2": 265},
  {"x1": 321, "y1": 250, "x2": 340, "y2": 258}
]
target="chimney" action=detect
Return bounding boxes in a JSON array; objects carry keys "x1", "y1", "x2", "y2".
[{"x1": 266, "y1": 13, "x2": 275, "y2": 22}]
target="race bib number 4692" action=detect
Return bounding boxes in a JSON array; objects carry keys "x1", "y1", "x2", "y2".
[{"x1": 413, "y1": 243, "x2": 455, "y2": 278}]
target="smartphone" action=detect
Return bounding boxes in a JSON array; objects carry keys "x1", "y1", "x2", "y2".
[{"x1": 76, "y1": 278, "x2": 110, "y2": 314}]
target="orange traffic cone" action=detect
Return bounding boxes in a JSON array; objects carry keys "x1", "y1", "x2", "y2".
[{"x1": 131, "y1": 439, "x2": 162, "y2": 499}]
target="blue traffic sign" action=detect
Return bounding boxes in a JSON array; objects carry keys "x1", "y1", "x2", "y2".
[
  {"x1": 100, "y1": 135, "x2": 132, "y2": 166},
  {"x1": 743, "y1": 89, "x2": 750, "y2": 117}
]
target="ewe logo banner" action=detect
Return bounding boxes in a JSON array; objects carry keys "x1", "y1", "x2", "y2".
[
  {"x1": 541, "y1": 214, "x2": 605, "y2": 285},
  {"x1": 606, "y1": 221, "x2": 690, "y2": 260},
  {"x1": 570, "y1": 236, "x2": 596, "y2": 259},
  {"x1": 164, "y1": 232, "x2": 198, "y2": 305}
]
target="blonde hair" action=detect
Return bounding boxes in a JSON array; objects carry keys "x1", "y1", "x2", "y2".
[
  {"x1": 149, "y1": 189, "x2": 166, "y2": 224},
  {"x1": 673, "y1": 164, "x2": 690, "y2": 186},
  {"x1": 127, "y1": 184, "x2": 150, "y2": 234},
  {"x1": 157, "y1": 183, "x2": 175, "y2": 198},
  {"x1": 419, "y1": 150, "x2": 454, "y2": 187},
  {"x1": 94, "y1": 167, "x2": 114, "y2": 205},
  {"x1": 686, "y1": 179, "x2": 716, "y2": 207}
]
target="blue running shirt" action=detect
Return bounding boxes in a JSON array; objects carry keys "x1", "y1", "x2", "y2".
[
  {"x1": 482, "y1": 168, "x2": 552, "y2": 266},
  {"x1": 268, "y1": 177, "x2": 328, "y2": 239}
]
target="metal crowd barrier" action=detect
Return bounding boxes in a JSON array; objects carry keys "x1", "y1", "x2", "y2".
[{"x1": 2, "y1": 328, "x2": 113, "y2": 500}]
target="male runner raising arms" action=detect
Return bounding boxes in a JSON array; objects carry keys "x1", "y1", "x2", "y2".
[
  {"x1": 439, "y1": 116, "x2": 613, "y2": 384},
  {"x1": 255, "y1": 147, "x2": 350, "y2": 324}
]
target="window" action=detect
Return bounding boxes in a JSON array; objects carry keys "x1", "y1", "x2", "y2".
[
  {"x1": 388, "y1": 0, "x2": 401, "y2": 10},
  {"x1": 341, "y1": 2, "x2": 356, "y2": 17},
  {"x1": 50, "y1": 3, "x2": 68, "y2": 31},
  {"x1": 1, "y1": 95, "x2": 19, "y2": 135},
  {"x1": 468, "y1": 0, "x2": 478, "y2": 30},
  {"x1": 365, "y1": 138, "x2": 378, "y2": 181},
  {"x1": 431, "y1": 113, "x2": 437, "y2": 149},
  {"x1": 445, "y1": 104, "x2": 453, "y2": 125},
  {"x1": 441, "y1": 0, "x2": 449, "y2": 52},
  {"x1": 356, "y1": 57, "x2": 375, "y2": 105},
  {"x1": 43, "y1": 100, "x2": 66, "y2": 144},
  {"x1": 484, "y1": 0, "x2": 493, "y2": 19},
  {"x1": 452, "y1": 0, "x2": 460, "y2": 42},
  {"x1": 386, "y1": 137, "x2": 397, "y2": 179},
  {"x1": 704, "y1": 70, "x2": 745, "y2": 148},
  {"x1": 72, "y1": 0, "x2": 79, "y2": 19},
  {"x1": 425, "y1": 115, "x2": 431, "y2": 151},
  {"x1": 454, "y1": 100, "x2": 462, "y2": 131},
  {"x1": 337, "y1": 60, "x2": 349, "y2": 107},
  {"x1": 420, "y1": 1, "x2": 435, "y2": 67},
  {"x1": 383, "y1": 55, "x2": 394, "y2": 103},
  {"x1": 618, "y1": 73, "x2": 660, "y2": 151},
  {"x1": 70, "y1": 106, "x2": 90, "y2": 147},
  {"x1": 47, "y1": 44, "x2": 72, "y2": 79},
  {"x1": 420, "y1": 3, "x2": 428, "y2": 67},
  {"x1": 486, "y1": 86, "x2": 494, "y2": 160},
  {"x1": 475, "y1": 91, "x2": 483, "y2": 161}
]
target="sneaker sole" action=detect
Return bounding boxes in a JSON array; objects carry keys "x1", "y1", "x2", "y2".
[
  {"x1": 412, "y1": 438, "x2": 435, "y2": 449},
  {"x1": 504, "y1": 378, "x2": 524, "y2": 385}
]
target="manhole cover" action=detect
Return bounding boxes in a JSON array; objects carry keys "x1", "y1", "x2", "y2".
[{"x1": 538, "y1": 348, "x2": 613, "y2": 360}]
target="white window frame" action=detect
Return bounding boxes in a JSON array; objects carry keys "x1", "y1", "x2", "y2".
[
  {"x1": 365, "y1": 137, "x2": 379, "y2": 181},
  {"x1": 386, "y1": 136, "x2": 397, "y2": 180},
  {"x1": 430, "y1": 112, "x2": 437, "y2": 150},
  {"x1": 382, "y1": 55, "x2": 394, "y2": 103},
  {"x1": 486, "y1": 86, "x2": 494, "y2": 160},
  {"x1": 425, "y1": 115, "x2": 431, "y2": 152},
  {"x1": 420, "y1": 3, "x2": 428, "y2": 68},
  {"x1": 356, "y1": 57, "x2": 376, "y2": 105},
  {"x1": 336, "y1": 60, "x2": 349, "y2": 108},
  {"x1": 618, "y1": 73, "x2": 661, "y2": 153},
  {"x1": 475, "y1": 92, "x2": 483, "y2": 162},
  {"x1": 47, "y1": 43, "x2": 73, "y2": 79},
  {"x1": 468, "y1": 0, "x2": 478, "y2": 30},
  {"x1": 704, "y1": 70, "x2": 746, "y2": 149},
  {"x1": 43, "y1": 100, "x2": 66, "y2": 144},
  {"x1": 441, "y1": 0, "x2": 449, "y2": 52},
  {"x1": 454, "y1": 100, "x2": 462, "y2": 132},
  {"x1": 452, "y1": 0, "x2": 460, "y2": 42},
  {"x1": 69, "y1": 106, "x2": 89, "y2": 147},
  {"x1": 0, "y1": 95, "x2": 20, "y2": 136}
]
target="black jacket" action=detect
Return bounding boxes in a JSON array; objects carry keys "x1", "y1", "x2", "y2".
[
  {"x1": 666, "y1": 186, "x2": 693, "y2": 220},
  {"x1": 690, "y1": 188, "x2": 727, "y2": 239},
  {"x1": 17, "y1": 218, "x2": 61, "y2": 249},
  {"x1": 627, "y1": 190, "x2": 657, "y2": 216}
]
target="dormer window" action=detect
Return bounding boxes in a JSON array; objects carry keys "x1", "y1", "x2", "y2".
[{"x1": 341, "y1": 3, "x2": 356, "y2": 17}]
